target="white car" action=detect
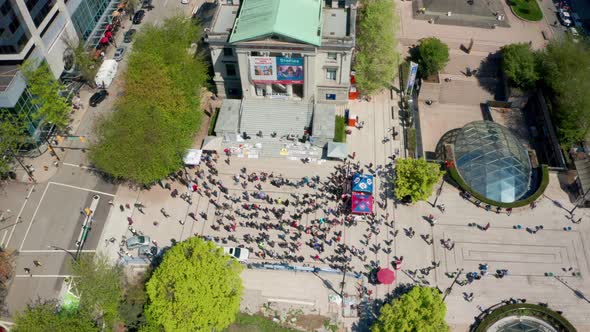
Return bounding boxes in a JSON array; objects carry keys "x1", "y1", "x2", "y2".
[
  {"x1": 559, "y1": 9, "x2": 573, "y2": 27},
  {"x1": 181, "y1": 0, "x2": 189, "y2": 4},
  {"x1": 223, "y1": 247, "x2": 249, "y2": 262}
]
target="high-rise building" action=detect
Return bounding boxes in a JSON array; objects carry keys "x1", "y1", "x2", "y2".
[{"x1": 0, "y1": 0, "x2": 115, "y2": 144}]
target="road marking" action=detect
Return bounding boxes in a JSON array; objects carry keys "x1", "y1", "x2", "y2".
[
  {"x1": 19, "y1": 249, "x2": 96, "y2": 253},
  {"x1": 5, "y1": 185, "x2": 35, "y2": 248},
  {"x1": 15, "y1": 274, "x2": 74, "y2": 278},
  {"x1": 19, "y1": 184, "x2": 50, "y2": 251},
  {"x1": 62, "y1": 163, "x2": 96, "y2": 170},
  {"x1": 267, "y1": 298, "x2": 315, "y2": 306},
  {"x1": 49, "y1": 182, "x2": 115, "y2": 197},
  {"x1": 0, "y1": 231, "x2": 6, "y2": 248}
]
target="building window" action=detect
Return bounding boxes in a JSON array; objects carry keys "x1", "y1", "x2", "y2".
[
  {"x1": 251, "y1": 51, "x2": 260, "y2": 56},
  {"x1": 326, "y1": 93, "x2": 336, "y2": 100},
  {"x1": 223, "y1": 47, "x2": 233, "y2": 57},
  {"x1": 327, "y1": 52, "x2": 337, "y2": 60},
  {"x1": 225, "y1": 63, "x2": 237, "y2": 77},
  {"x1": 326, "y1": 68, "x2": 337, "y2": 81}
]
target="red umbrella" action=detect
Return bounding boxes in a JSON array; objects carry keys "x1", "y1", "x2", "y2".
[
  {"x1": 377, "y1": 268, "x2": 395, "y2": 284},
  {"x1": 104, "y1": 31, "x2": 112, "y2": 39},
  {"x1": 100, "y1": 36, "x2": 109, "y2": 44}
]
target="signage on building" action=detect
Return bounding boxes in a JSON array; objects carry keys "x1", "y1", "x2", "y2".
[
  {"x1": 249, "y1": 57, "x2": 304, "y2": 84},
  {"x1": 406, "y1": 61, "x2": 418, "y2": 95}
]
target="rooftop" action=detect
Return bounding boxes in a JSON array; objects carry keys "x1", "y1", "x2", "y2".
[
  {"x1": 212, "y1": 5, "x2": 239, "y2": 34},
  {"x1": 229, "y1": 0, "x2": 323, "y2": 46},
  {"x1": 322, "y1": 8, "x2": 348, "y2": 38}
]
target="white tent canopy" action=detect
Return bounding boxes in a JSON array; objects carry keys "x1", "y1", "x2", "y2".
[
  {"x1": 94, "y1": 59, "x2": 118, "y2": 88},
  {"x1": 183, "y1": 149, "x2": 203, "y2": 165}
]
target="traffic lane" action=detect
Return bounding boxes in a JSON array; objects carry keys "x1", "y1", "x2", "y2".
[{"x1": 5, "y1": 274, "x2": 66, "y2": 317}]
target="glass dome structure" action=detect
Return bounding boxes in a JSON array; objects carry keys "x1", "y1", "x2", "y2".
[{"x1": 453, "y1": 121, "x2": 532, "y2": 203}]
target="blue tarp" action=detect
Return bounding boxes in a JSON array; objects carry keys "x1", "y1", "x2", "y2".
[{"x1": 352, "y1": 173, "x2": 374, "y2": 193}]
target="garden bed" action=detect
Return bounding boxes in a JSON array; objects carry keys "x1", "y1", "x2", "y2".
[{"x1": 509, "y1": 0, "x2": 543, "y2": 21}]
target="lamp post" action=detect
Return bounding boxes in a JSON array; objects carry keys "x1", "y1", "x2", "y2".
[
  {"x1": 48, "y1": 245, "x2": 77, "y2": 260},
  {"x1": 568, "y1": 186, "x2": 590, "y2": 217},
  {"x1": 442, "y1": 268, "x2": 463, "y2": 301}
]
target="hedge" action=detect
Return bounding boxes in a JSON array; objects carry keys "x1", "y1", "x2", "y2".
[
  {"x1": 447, "y1": 163, "x2": 549, "y2": 208},
  {"x1": 473, "y1": 303, "x2": 576, "y2": 332}
]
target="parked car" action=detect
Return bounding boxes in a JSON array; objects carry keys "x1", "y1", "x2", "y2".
[
  {"x1": 223, "y1": 247, "x2": 249, "y2": 262},
  {"x1": 181, "y1": 0, "x2": 189, "y2": 4},
  {"x1": 142, "y1": 0, "x2": 153, "y2": 9},
  {"x1": 126, "y1": 235, "x2": 151, "y2": 249},
  {"x1": 113, "y1": 47, "x2": 126, "y2": 61},
  {"x1": 133, "y1": 10, "x2": 145, "y2": 24},
  {"x1": 89, "y1": 89, "x2": 109, "y2": 107},
  {"x1": 138, "y1": 245, "x2": 158, "y2": 258},
  {"x1": 123, "y1": 29, "x2": 136, "y2": 43},
  {"x1": 559, "y1": 9, "x2": 573, "y2": 27}
]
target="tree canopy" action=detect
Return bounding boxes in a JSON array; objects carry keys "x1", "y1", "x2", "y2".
[
  {"x1": 539, "y1": 38, "x2": 590, "y2": 147},
  {"x1": 70, "y1": 253, "x2": 123, "y2": 330},
  {"x1": 20, "y1": 60, "x2": 70, "y2": 131},
  {"x1": 371, "y1": 286, "x2": 449, "y2": 332},
  {"x1": 90, "y1": 16, "x2": 208, "y2": 185},
  {"x1": 415, "y1": 37, "x2": 449, "y2": 78},
  {"x1": 0, "y1": 110, "x2": 28, "y2": 176},
  {"x1": 355, "y1": 0, "x2": 400, "y2": 95},
  {"x1": 501, "y1": 43, "x2": 539, "y2": 90},
  {"x1": 144, "y1": 237, "x2": 243, "y2": 331},
  {"x1": 394, "y1": 158, "x2": 444, "y2": 203},
  {"x1": 12, "y1": 300, "x2": 98, "y2": 332}
]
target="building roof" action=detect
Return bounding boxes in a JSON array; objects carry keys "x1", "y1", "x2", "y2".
[
  {"x1": 229, "y1": 0, "x2": 323, "y2": 46},
  {"x1": 212, "y1": 5, "x2": 239, "y2": 33},
  {"x1": 453, "y1": 121, "x2": 532, "y2": 203},
  {"x1": 323, "y1": 8, "x2": 348, "y2": 38}
]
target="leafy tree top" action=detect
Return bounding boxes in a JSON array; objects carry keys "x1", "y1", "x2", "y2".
[
  {"x1": 501, "y1": 43, "x2": 539, "y2": 90},
  {"x1": 416, "y1": 37, "x2": 449, "y2": 78},
  {"x1": 371, "y1": 286, "x2": 449, "y2": 332},
  {"x1": 144, "y1": 237, "x2": 243, "y2": 332},
  {"x1": 70, "y1": 253, "x2": 123, "y2": 330},
  {"x1": 0, "y1": 110, "x2": 29, "y2": 175},
  {"x1": 355, "y1": 0, "x2": 400, "y2": 95},
  {"x1": 20, "y1": 60, "x2": 70, "y2": 131},
  {"x1": 394, "y1": 158, "x2": 444, "y2": 203},
  {"x1": 12, "y1": 300, "x2": 98, "y2": 332}
]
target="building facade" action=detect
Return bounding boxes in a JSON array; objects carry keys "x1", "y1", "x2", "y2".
[
  {"x1": 0, "y1": 0, "x2": 113, "y2": 144},
  {"x1": 204, "y1": 0, "x2": 356, "y2": 105}
]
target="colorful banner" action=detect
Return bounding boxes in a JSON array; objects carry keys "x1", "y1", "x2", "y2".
[
  {"x1": 406, "y1": 61, "x2": 418, "y2": 95},
  {"x1": 250, "y1": 56, "x2": 304, "y2": 84},
  {"x1": 276, "y1": 57, "x2": 303, "y2": 84}
]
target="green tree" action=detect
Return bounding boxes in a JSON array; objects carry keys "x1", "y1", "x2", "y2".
[
  {"x1": 539, "y1": 38, "x2": 590, "y2": 147},
  {"x1": 70, "y1": 253, "x2": 123, "y2": 330},
  {"x1": 90, "y1": 16, "x2": 208, "y2": 185},
  {"x1": 416, "y1": 37, "x2": 449, "y2": 78},
  {"x1": 144, "y1": 237, "x2": 243, "y2": 332},
  {"x1": 501, "y1": 43, "x2": 539, "y2": 89},
  {"x1": 355, "y1": 0, "x2": 400, "y2": 95},
  {"x1": 394, "y1": 158, "x2": 444, "y2": 203},
  {"x1": 20, "y1": 60, "x2": 70, "y2": 131},
  {"x1": 0, "y1": 110, "x2": 28, "y2": 176},
  {"x1": 371, "y1": 287, "x2": 449, "y2": 332},
  {"x1": 119, "y1": 277, "x2": 148, "y2": 331},
  {"x1": 12, "y1": 300, "x2": 98, "y2": 332},
  {"x1": 63, "y1": 37, "x2": 100, "y2": 85}
]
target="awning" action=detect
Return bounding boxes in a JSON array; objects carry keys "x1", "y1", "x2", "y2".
[
  {"x1": 326, "y1": 141, "x2": 347, "y2": 160},
  {"x1": 183, "y1": 149, "x2": 202, "y2": 165},
  {"x1": 376, "y1": 268, "x2": 395, "y2": 284},
  {"x1": 351, "y1": 192, "x2": 373, "y2": 214},
  {"x1": 352, "y1": 173, "x2": 374, "y2": 194}
]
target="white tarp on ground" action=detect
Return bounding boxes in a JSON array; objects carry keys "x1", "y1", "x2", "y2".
[
  {"x1": 183, "y1": 149, "x2": 203, "y2": 165},
  {"x1": 94, "y1": 59, "x2": 118, "y2": 88}
]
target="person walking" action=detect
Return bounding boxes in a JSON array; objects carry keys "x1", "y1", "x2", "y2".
[{"x1": 33, "y1": 260, "x2": 42, "y2": 267}]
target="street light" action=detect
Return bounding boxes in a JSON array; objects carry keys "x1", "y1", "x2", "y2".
[
  {"x1": 47, "y1": 245, "x2": 77, "y2": 260},
  {"x1": 442, "y1": 268, "x2": 463, "y2": 301},
  {"x1": 568, "y1": 186, "x2": 590, "y2": 217}
]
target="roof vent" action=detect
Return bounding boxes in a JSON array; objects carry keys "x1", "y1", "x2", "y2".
[
  {"x1": 330, "y1": 32, "x2": 335, "y2": 35},
  {"x1": 232, "y1": 10, "x2": 237, "y2": 14},
  {"x1": 331, "y1": 13, "x2": 336, "y2": 17}
]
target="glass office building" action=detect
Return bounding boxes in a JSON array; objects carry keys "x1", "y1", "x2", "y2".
[
  {"x1": 71, "y1": 0, "x2": 110, "y2": 41},
  {"x1": 453, "y1": 121, "x2": 532, "y2": 203},
  {"x1": 0, "y1": 0, "x2": 31, "y2": 54}
]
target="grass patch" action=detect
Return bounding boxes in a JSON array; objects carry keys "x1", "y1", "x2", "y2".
[
  {"x1": 225, "y1": 313, "x2": 299, "y2": 332},
  {"x1": 509, "y1": 0, "x2": 543, "y2": 21},
  {"x1": 334, "y1": 115, "x2": 347, "y2": 143},
  {"x1": 407, "y1": 128, "x2": 416, "y2": 157},
  {"x1": 208, "y1": 107, "x2": 220, "y2": 136}
]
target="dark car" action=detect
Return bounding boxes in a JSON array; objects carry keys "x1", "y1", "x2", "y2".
[
  {"x1": 142, "y1": 0, "x2": 153, "y2": 9},
  {"x1": 89, "y1": 90, "x2": 109, "y2": 107},
  {"x1": 132, "y1": 10, "x2": 145, "y2": 24},
  {"x1": 123, "y1": 29, "x2": 136, "y2": 43}
]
